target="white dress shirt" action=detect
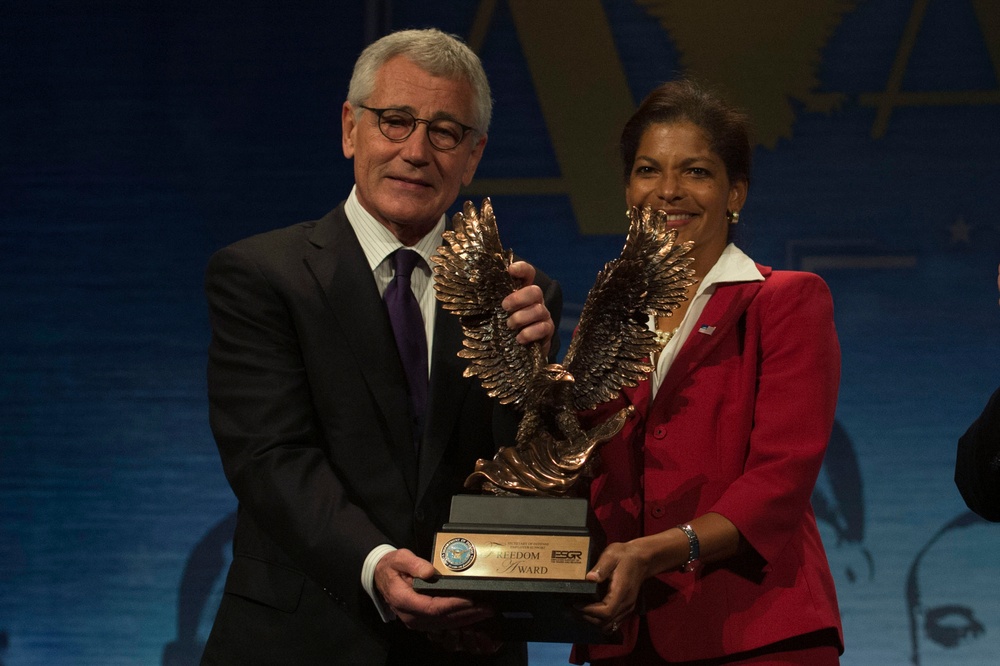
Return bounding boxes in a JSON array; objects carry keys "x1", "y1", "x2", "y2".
[{"x1": 345, "y1": 186, "x2": 446, "y2": 621}]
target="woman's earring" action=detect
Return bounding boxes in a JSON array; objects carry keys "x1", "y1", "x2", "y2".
[{"x1": 728, "y1": 210, "x2": 740, "y2": 224}]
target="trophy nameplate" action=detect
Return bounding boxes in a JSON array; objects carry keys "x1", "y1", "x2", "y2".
[{"x1": 413, "y1": 495, "x2": 606, "y2": 643}]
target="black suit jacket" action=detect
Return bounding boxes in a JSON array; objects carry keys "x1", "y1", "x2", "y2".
[
  {"x1": 956, "y1": 385, "x2": 1000, "y2": 522},
  {"x1": 201, "y1": 203, "x2": 562, "y2": 665}
]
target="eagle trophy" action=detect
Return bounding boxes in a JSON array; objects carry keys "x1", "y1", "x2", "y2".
[{"x1": 431, "y1": 199, "x2": 696, "y2": 496}]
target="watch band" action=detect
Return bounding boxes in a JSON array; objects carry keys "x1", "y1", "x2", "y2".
[{"x1": 677, "y1": 523, "x2": 701, "y2": 573}]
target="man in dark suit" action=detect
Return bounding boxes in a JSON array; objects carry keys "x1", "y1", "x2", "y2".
[{"x1": 200, "y1": 28, "x2": 561, "y2": 665}]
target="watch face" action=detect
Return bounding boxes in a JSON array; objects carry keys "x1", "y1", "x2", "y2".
[
  {"x1": 681, "y1": 559, "x2": 702, "y2": 574},
  {"x1": 441, "y1": 538, "x2": 476, "y2": 572}
]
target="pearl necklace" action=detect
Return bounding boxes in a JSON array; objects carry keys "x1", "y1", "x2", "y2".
[
  {"x1": 651, "y1": 326, "x2": 679, "y2": 366},
  {"x1": 654, "y1": 326, "x2": 679, "y2": 348}
]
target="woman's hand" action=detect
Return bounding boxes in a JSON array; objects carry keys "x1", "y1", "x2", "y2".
[
  {"x1": 580, "y1": 514, "x2": 742, "y2": 633},
  {"x1": 580, "y1": 540, "x2": 652, "y2": 633}
]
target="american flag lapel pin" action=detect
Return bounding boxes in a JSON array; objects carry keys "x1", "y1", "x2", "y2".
[{"x1": 698, "y1": 324, "x2": 716, "y2": 335}]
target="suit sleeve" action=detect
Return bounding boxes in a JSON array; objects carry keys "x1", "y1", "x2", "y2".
[
  {"x1": 710, "y1": 272, "x2": 841, "y2": 564},
  {"x1": 205, "y1": 243, "x2": 390, "y2": 613},
  {"x1": 542, "y1": 272, "x2": 564, "y2": 363},
  {"x1": 955, "y1": 386, "x2": 1000, "y2": 521}
]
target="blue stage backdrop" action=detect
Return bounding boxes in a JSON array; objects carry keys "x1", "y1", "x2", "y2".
[{"x1": 3, "y1": 1, "x2": 999, "y2": 664}]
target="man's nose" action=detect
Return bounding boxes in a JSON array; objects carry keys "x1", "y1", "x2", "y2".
[{"x1": 399, "y1": 123, "x2": 434, "y2": 163}]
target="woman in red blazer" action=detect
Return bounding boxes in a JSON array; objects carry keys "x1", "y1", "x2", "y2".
[{"x1": 573, "y1": 79, "x2": 843, "y2": 664}]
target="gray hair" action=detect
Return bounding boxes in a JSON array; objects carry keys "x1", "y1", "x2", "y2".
[{"x1": 347, "y1": 28, "x2": 493, "y2": 135}]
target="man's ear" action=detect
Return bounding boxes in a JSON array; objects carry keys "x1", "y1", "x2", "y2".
[
  {"x1": 342, "y1": 102, "x2": 357, "y2": 159},
  {"x1": 461, "y1": 134, "x2": 488, "y2": 187}
]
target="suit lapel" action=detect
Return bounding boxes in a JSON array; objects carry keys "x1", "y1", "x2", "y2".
[
  {"x1": 303, "y1": 206, "x2": 419, "y2": 498},
  {"x1": 654, "y1": 276, "x2": 766, "y2": 405},
  {"x1": 416, "y1": 299, "x2": 470, "y2": 501}
]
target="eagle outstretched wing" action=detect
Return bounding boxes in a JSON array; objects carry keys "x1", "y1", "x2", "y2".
[
  {"x1": 434, "y1": 200, "x2": 696, "y2": 496},
  {"x1": 430, "y1": 198, "x2": 544, "y2": 408},
  {"x1": 563, "y1": 205, "x2": 696, "y2": 411}
]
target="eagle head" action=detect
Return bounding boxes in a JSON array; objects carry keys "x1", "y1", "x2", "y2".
[
  {"x1": 523, "y1": 363, "x2": 575, "y2": 409},
  {"x1": 541, "y1": 363, "x2": 574, "y2": 385}
]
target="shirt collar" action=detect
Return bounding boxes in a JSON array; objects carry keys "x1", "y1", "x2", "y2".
[
  {"x1": 693, "y1": 243, "x2": 764, "y2": 298},
  {"x1": 344, "y1": 185, "x2": 446, "y2": 271}
]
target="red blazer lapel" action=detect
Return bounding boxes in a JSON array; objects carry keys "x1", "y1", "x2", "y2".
[{"x1": 654, "y1": 268, "x2": 770, "y2": 406}]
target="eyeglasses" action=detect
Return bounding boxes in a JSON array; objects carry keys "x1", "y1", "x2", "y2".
[{"x1": 359, "y1": 105, "x2": 476, "y2": 151}]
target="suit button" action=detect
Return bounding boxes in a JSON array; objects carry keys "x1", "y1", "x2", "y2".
[
  {"x1": 651, "y1": 506, "x2": 665, "y2": 518},
  {"x1": 323, "y1": 587, "x2": 345, "y2": 605},
  {"x1": 415, "y1": 508, "x2": 426, "y2": 522},
  {"x1": 653, "y1": 425, "x2": 667, "y2": 439}
]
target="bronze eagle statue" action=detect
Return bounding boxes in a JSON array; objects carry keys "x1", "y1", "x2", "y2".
[{"x1": 431, "y1": 198, "x2": 696, "y2": 496}]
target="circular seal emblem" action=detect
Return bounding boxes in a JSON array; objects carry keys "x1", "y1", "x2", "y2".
[{"x1": 441, "y1": 537, "x2": 476, "y2": 572}]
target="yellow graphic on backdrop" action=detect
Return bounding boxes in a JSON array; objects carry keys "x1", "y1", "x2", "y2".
[
  {"x1": 638, "y1": 0, "x2": 856, "y2": 149},
  {"x1": 465, "y1": 0, "x2": 634, "y2": 235},
  {"x1": 463, "y1": 0, "x2": 1000, "y2": 234},
  {"x1": 860, "y1": 0, "x2": 1000, "y2": 137}
]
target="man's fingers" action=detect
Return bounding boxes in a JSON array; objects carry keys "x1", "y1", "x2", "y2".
[
  {"x1": 507, "y1": 260, "x2": 537, "y2": 286},
  {"x1": 502, "y1": 284, "x2": 545, "y2": 314}
]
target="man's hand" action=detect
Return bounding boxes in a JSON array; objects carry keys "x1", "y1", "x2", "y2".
[
  {"x1": 373, "y1": 549, "x2": 494, "y2": 632},
  {"x1": 503, "y1": 261, "x2": 555, "y2": 355}
]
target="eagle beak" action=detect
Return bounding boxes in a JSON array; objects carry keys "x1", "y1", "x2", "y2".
[{"x1": 545, "y1": 364, "x2": 575, "y2": 383}]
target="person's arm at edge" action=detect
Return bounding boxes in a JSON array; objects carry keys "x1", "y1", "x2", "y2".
[{"x1": 956, "y1": 385, "x2": 1000, "y2": 521}]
